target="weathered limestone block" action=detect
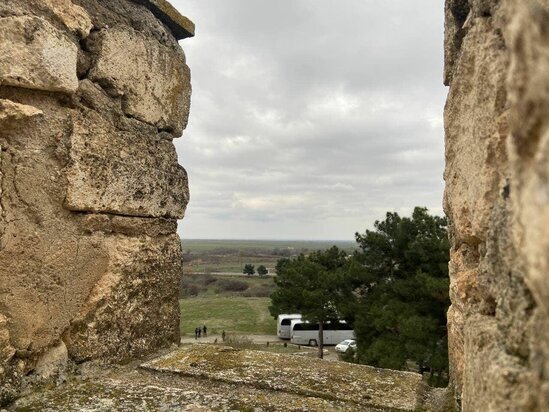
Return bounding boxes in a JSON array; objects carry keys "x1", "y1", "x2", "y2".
[
  {"x1": 65, "y1": 234, "x2": 182, "y2": 362},
  {"x1": 446, "y1": 305, "x2": 465, "y2": 390},
  {"x1": 0, "y1": 16, "x2": 78, "y2": 93},
  {"x1": 0, "y1": 99, "x2": 43, "y2": 123},
  {"x1": 34, "y1": 341, "x2": 68, "y2": 380},
  {"x1": 30, "y1": 0, "x2": 93, "y2": 38},
  {"x1": 0, "y1": 0, "x2": 194, "y2": 405},
  {"x1": 506, "y1": 0, "x2": 549, "y2": 315},
  {"x1": 0, "y1": 0, "x2": 92, "y2": 38},
  {"x1": 44, "y1": 0, "x2": 92, "y2": 37},
  {"x1": 443, "y1": 8, "x2": 509, "y2": 246},
  {"x1": 132, "y1": 0, "x2": 195, "y2": 39},
  {"x1": 0, "y1": 315, "x2": 15, "y2": 364},
  {"x1": 0, "y1": 191, "x2": 110, "y2": 355},
  {"x1": 65, "y1": 108, "x2": 189, "y2": 219},
  {"x1": 0, "y1": 99, "x2": 42, "y2": 232},
  {"x1": 444, "y1": 0, "x2": 549, "y2": 410},
  {"x1": 81, "y1": 213, "x2": 178, "y2": 237},
  {"x1": 0, "y1": 91, "x2": 120, "y2": 358},
  {"x1": 443, "y1": 0, "x2": 510, "y2": 399},
  {"x1": 0, "y1": 146, "x2": 3, "y2": 234},
  {"x1": 444, "y1": 0, "x2": 469, "y2": 85},
  {"x1": 462, "y1": 315, "x2": 537, "y2": 411},
  {"x1": 89, "y1": 26, "x2": 191, "y2": 135}
]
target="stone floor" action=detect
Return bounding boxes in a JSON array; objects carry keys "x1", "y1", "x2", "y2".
[{"x1": 6, "y1": 344, "x2": 452, "y2": 411}]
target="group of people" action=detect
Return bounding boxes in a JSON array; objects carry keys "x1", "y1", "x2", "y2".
[
  {"x1": 193, "y1": 326, "x2": 227, "y2": 342},
  {"x1": 194, "y1": 325, "x2": 207, "y2": 339}
]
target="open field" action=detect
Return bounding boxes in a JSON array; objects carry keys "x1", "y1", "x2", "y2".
[
  {"x1": 180, "y1": 273, "x2": 275, "y2": 298},
  {"x1": 181, "y1": 239, "x2": 357, "y2": 274},
  {"x1": 179, "y1": 296, "x2": 276, "y2": 337},
  {"x1": 181, "y1": 239, "x2": 356, "y2": 252},
  {"x1": 183, "y1": 257, "x2": 280, "y2": 275}
]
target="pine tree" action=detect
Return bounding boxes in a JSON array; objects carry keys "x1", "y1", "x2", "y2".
[
  {"x1": 243, "y1": 264, "x2": 255, "y2": 276},
  {"x1": 269, "y1": 246, "x2": 348, "y2": 358},
  {"x1": 257, "y1": 265, "x2": 269, "y2": 276},
  {"x1": 350, "y1": 207, "x2": 450, "y2": 386}
]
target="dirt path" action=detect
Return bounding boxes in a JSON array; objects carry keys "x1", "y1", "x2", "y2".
[
  {"x1": 180, "y1": 334, "x2": 341, "y2": 361},
  {"x1": 180, "y1": 333, "x2": 281, "y2": 345}
]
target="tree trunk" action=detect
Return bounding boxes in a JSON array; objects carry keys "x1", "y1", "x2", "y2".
[{"x1": 318, "y1": 321, "x2": 324, "y2": 359}]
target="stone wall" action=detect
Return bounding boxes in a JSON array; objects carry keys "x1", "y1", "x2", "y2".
[
  {"x1": 444, "y1": 0, "x2": 548, "y2": 410},
  {"x1": 0, "y1": 0, "x2": 193, "y2": 404}
]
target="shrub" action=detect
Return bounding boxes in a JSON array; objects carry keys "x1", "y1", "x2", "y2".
[
  {"x1": 180, "y1": 283, "x2": 200, "y2": 298},
  {"x1": 340, "y1": 347, "x2": 358, "y2": 364},
  {"x1": 201, "y1": 274, "x2": 217, "y2": 286},
  {"x1": 218, "y1": 279, "x2": 249, "y2": 292},
  {"x1": 241, "y1": 285, "x2": 272, "y2": 298}
]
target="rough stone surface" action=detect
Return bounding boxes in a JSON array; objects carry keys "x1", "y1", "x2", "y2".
[
  {"x1": 0, "y1": 16, "x2": 79, "y2": 93},
  {"x1": 34, "y1": 341, "x2": 69, "y2": 380},
  {"x1": 0, "y1": 0, "x2": 92, "y2": 38},
  {"x1": 88, "y1": 26, "x2": 191, "y2": 136},
  {"x1": 11, "y1": 345, "x2": 449, "y2": 411},
  {"x1": 444, "y1": 0, "x2": 549, "y2": 410},
  {"x1": 65, "y1": 108, "x2": 189, "y2": 218},
  {"x1": 65, "y1": 234, "x2": 183, "y2": 363},
  {"x1": 133, "y1": 0, "x2": 195, "y2": 39},
  {"x1": 0, "y1": 0, "x2": 192, "y2": 406},
  {"x1": 143, "y1": 345, "x2": 426, "y2": 411},
  {"x1": 81, "y1": 214, "x2": 178, "y2": 237},
  {"x1": 0, "y1": 315, "x2": 15, "y2": 364},
  {"x1": 0, "y1": 99, "x2": 43, "y2": 123},
  {"x1": 34, "y1": 0, "x2": 93, "y2": 38}
]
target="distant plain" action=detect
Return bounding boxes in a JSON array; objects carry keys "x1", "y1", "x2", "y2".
[
  {"x1": 179, "y1": 239, "x2": 357, "y2": 337},
  {"x1": 181, "y1": 238, "x2": 357, "y2": 274}
]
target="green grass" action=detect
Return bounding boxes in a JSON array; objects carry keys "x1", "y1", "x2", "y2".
[
  {"x1": 180, "y1": 274, "x2": 275, "y2": 298},
  {"x1": 180, "y1": 296, "x2": 276, "y2": 336}
]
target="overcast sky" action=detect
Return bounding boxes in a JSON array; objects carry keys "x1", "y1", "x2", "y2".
[{"x1": 170, "y1": 0, "x2": 448, "y2": 241}]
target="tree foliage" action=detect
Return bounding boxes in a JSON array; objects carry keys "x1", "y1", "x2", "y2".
[
  {"x1": 257, "y1": 265, "x2": 269, "y2": 276},
  {"x1": 349, "y1": 207, "x2": 450, "y2": 385},
  {"x1": 267, "y1": 207, "x2": 450, "y2": 383},
  {"x1": 269, "y1": 246, "x2": 349, "y2": 358},
  {"x1": 242, "y1": 263, "x2": 255, "y2": 276}
]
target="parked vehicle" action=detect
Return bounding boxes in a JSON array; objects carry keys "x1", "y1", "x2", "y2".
[
  {"x1": 277, "y1": 314, "x2": 302, "y2": 339},
  {"x1": 335, "y1": 339, "x2": 357, "y2": 353},
  {"x1": 290, "y1": 320, "x2": 354, "y2": 346}
]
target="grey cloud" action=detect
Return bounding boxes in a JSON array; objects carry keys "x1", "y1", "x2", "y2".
[{"x1": 171, "y1": 0, "x2": 447, "y2": 240}]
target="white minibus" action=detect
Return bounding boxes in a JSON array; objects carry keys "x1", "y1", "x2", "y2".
[{"x1": 277, "y1": 314, "x2": 302, "y2": 339}]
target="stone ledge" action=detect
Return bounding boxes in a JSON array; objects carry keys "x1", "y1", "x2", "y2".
[
  {"x1": 142, "y1": 344, "x2": 427, "y2": 411},
  {"x1": 11, "y1": 345, "x2": 449, "y2": 411},
  {"x1": 132, "y1": 0, "x2": 195, "y2": 40}
]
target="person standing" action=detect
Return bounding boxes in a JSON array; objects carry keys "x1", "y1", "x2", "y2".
[
  {"x1": 198, "y1": 327, "x2": 201, "y2": 338},
  {"x1": 194, "y1": 327, "x2": 198, "y2": 340},
  {"x1": 203, "y1": 325, "x2": 207, "y2": 337}
]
